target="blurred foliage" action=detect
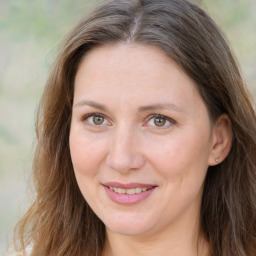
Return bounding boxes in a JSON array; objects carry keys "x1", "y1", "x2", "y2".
[
  {"x1": 0, "y1": 0, "x2": 255, "y2": 254},
  {"x1": 202, "y1": 0, "x2": 256, "y2": 93},
  {"x1": 0, "y1": 0, "x2": 95, "y2": 39}
]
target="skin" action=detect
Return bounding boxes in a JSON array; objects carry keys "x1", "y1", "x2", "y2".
[{"x1": 69, "y1": 43, "x2": 232, "y2": 256}]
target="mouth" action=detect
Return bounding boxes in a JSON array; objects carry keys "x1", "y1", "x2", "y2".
[
  {"x1": 103, "y1": 182, "x2": 157, "y2": 205},
  {"x1": 108, "y1": 186, "x2": 150, "y2": 194}
]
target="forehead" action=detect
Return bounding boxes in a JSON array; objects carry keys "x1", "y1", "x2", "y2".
[
  {"x1": 75, "y1": 43, "x2": 196, "y2": 89},
  {"x1": 74, "y1": 43, "x2": 205, "y2": 114}
]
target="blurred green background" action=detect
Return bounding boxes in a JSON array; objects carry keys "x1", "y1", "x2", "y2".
[{"x1": 0, "y1": 0, "x2": 255, "y2": 254}]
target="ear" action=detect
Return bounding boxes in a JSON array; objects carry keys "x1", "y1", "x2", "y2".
[{"x1": 208, "y1": 114, "x2": 233, "y2": 166}]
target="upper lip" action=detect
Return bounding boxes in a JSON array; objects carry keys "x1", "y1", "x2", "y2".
[{"x1": 103, "y1": 182, "x2": 157, "y2": 189}]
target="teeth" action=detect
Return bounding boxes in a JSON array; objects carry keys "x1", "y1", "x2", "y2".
[
  {"x1": 135, "y1": 188, "x2": 141, "y2": 193},
  {"x1": 109, "y1": 187, "x2": 149, "y2": 194},
  {"x1": 127, "y1": 188, "x2": 136, "y2": 194}
]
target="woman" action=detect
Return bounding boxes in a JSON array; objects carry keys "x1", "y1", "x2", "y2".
[{"x1": 13, "y1": 0, "x2": 256, "y2": 255}]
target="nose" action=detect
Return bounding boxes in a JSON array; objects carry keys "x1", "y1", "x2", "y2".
[{"x1": 106, "y1": 127, "x2": 145, "y2": 173}]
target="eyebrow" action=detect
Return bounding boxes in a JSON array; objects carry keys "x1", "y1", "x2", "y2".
[
  {"x1": 138, "y1": 103, "x2": 185, "y2": 113},
  {"x1": 74, "y1": 100, "x2": 185, "y2": 113},
  {"x1": 74, "y1": 100, "x2": 108, "y2": 111}
]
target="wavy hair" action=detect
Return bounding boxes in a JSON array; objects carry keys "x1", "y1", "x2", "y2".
[{"x1": 14, "y1": 0, "x2": 256, "y2": 255}]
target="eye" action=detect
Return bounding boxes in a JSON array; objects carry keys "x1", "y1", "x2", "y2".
[
  {"x1": 83, "y1": 113, "x2": 108, "y2": 126},
  {"x1": 153, "y1": 116, "x2": 167, "y2": 127},
  {"x1": 92, "y1": 115, "x2": 105, "y2": 125},
  {"x1": 147, "y1": 114, "x2": 175, "y2": 128}
]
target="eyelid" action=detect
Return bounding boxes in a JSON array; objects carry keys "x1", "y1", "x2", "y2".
[
  {"x1": 145, "y1": 114, "x2": 176, "y2": 127},
  {"x1": 80, "y1": 112, "x2": 175, "y2": 128},
  {"x1": 81, "y1": 112, "x2": 112, "y2": 126},
  {"x1": 81, "y1": 112, "x2": 104, "y2": 121}
]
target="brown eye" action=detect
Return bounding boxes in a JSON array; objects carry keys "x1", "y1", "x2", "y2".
[
  {"x1": 93, "y1": 115, "x2": 105, "y2": 125},
  {"x1": 83, "y1": 113, "x2": 109, "y2": 127},
  {"x1": 154, "y1": 117, "x2": 167, "y2": 127}
]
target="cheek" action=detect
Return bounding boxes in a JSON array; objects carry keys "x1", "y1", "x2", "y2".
[
  {"x1": 69, "y1": 133, "x2": 108, "y2": 207},
  {"x1": 147, "y1": 134, "x2": 210, "y2": 216},
  {"x1": 146, "y1": 131, "x2": 211, "y2": 180},
  {"x1": 69, "y1": 133, "x2": 106, "y2": 177}
]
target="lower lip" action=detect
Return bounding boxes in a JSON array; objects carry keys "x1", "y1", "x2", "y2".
[{"x1": 103, "y1": 186, "x2": 156, "y2": 205}]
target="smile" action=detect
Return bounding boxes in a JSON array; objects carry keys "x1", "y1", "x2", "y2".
[
  {"x1": 103, "y1": 182, "x2": 157, "y2": 205},
  {"x1": 108, "y1": 187, "x2": 149, "y2": 194}
]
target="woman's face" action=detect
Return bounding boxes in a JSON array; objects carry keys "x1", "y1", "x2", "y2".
[{"x1": 70, "y1": 43, "x2": 216, "y2": 236}]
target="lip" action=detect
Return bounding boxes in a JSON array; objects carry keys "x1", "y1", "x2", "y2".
[
  {"x1": 103, "y1": 182, "x2": 157, "y2": 205},
  {"x1": 104, "y1": 182, "x2": 156, "y2": 189}
]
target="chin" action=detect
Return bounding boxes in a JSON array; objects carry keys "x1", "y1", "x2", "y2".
[
  {"x1": 108, "y1": 225, "x2": 151, "y2": 236},
  {"x1": 104, "y1": 216, "x2": 157, "y2": 236}
]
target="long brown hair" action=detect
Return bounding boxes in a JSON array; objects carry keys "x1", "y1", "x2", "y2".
[{"x1": 14, "y1": 0, "x2": 256, "y2": 255}]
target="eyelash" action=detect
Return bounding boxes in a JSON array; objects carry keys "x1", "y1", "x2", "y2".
[
  {"x1": 81, "y1": 112, "x2": 109, "y2": 126},
  {"x1": 146, "y1": 114, "x2": 176, "y2": 128},
  {"x1": 81, "y1": 113, "x2": 176, "y2": 128}
]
